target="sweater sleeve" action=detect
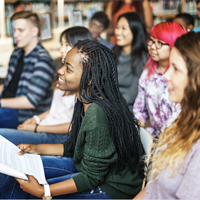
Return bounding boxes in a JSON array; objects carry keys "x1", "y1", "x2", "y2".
[
  {"x1": 26, "y1": 54, "x2": 55, "y2": 107},
  {"x1": 72, "y1": 126, "x2": 118, "y2": 192},
  {"x1": 133, "y1": 69, "x2": 149, "y2": 122}
]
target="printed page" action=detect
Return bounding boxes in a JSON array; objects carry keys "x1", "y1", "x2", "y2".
[{"x1": 0, "y1": 135, "x2": 47, "y2": 184}]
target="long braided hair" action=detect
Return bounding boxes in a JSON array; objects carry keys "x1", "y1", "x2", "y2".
[{"x1": 65, "y1": 39, "x2": 145, "y2": 176}]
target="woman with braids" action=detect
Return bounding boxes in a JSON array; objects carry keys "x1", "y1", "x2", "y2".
[
  {"x1": 0, "y1": 26, "x2": 92, "y2": 145},
  {"x1": 0, "y1": 39, "x2": 145, "y2": 199},
  {"x1": 113, "y1": 12, "x2": 148, "y2": 111},
  {"x1": 133, "y1": 22, "x2": 186, "y2": 138},
  {"x1": 134, "y1": 31, "x2": 200, "y2": 200},
  {"x1": 105, "y1": 0, "x2": 153, "y2": 44}
]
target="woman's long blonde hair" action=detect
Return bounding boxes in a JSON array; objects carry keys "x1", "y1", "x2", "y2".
[{"x1": 150, "y1": 32, "x2": 200, "y2": 179}]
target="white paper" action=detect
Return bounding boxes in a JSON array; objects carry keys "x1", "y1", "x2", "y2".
[{"x1": 0, "y1": 135, "x2": 47, "y2": 184}]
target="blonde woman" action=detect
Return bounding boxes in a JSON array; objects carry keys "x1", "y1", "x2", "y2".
[{"x1": 135, "y1": 32, "x2": 200, "y2": 199}]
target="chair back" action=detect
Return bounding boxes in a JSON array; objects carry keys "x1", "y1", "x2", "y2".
[
  {"x1": 140, "y1": 127, "x2": 152, "y2": 154},
  {"x1": 139, "y1": 127, "x2": 153, "y2": 189}
]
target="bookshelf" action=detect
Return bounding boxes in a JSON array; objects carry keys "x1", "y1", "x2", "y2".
[
  {"x1": 149, "y1": 0, "x2": 199, "y2": 27},
  {"x1": 2, "y1": 0, "x2": 104, "y2": 38}
]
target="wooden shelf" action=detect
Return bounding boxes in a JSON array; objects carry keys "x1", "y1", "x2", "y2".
[
  {"x1": 5, "y1": 0, "x2": 17, "y2": 3},
  {"x1": 154, "y1": 13, "x2": 178, "y2": 19},
  {"x1": 55, "y1": 16, "x2": 68, "y2": 20}
]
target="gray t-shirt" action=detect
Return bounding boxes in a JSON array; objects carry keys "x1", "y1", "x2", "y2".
[
  {"x1": 117, "y1": 51, "x2": 139, "y2": 111},
  {"x1": 144, "y1": 139, "x2": 200, "y2": 199}
]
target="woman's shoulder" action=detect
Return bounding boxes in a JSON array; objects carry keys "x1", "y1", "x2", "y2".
[
  {"x1": 84, "y1": 103, "x2": 108, "y2": 128},
  {"x1": 139, "y1": 68, "x2": 149, "y2": 83}
]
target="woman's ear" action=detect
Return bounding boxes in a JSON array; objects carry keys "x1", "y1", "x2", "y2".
[{"x1": 186, "y1": 25, "x2": 194, "y2": 32}]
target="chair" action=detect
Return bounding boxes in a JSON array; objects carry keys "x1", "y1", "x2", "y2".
[{"x1": 139, "y1": 127, "x2": 153, "y2": 189}]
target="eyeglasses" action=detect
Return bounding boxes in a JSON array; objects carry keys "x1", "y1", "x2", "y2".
[
  {"x1": 147, "y1": 38, "x2": 169, "y2": 49},
  {"x1": 90, "y1": 22, "x2": 104, "y2": 31},
  {"x1": 197, "y1": 7, "x2": 200, "y2": 11}
]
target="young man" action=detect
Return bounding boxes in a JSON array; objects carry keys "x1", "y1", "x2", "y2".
[
  {"x1": 0, "y1": 11, "x2": 55, "y2": 128},
  {"x1": 173, "y1": 13, "x2": 194, "y2": 32},
  {"x1": 89, "y1": 11, "x2": 114, "y2": 49}
]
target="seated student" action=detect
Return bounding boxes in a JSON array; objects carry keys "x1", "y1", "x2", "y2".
[
  {"x1": 113, "y1": 12, "x2": 148, "y2": 111},
  {"x1": 133, "y1": 22, "x2": 186, "y2": 138},
  {"x1": 135, "y1": 31, "x2": 200, "y2": 200},
  {"x1": 0, "y1": 26, "x2": 92, "y2": 145},
  {"x1": 173, "y1": 13, "x2": 194, "y2": 32},
  {"x1": 89, "y1": 11, "x2": 114, "y2": 49},
  {"x1": 0, "y1": 11, "x2": 55, "y2": 128},
  {"x1": 0, "y1": 39, "x2": 145, "y2": 199}
]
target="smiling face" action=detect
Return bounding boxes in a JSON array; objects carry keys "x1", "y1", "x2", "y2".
[
  {"x1": 57, "y1": 47, "x2": 83, "y2": 97},
  {"x1": 14, "y1": 18, "x2": 35, "y2": 49},
  {"x1": 60, "y1": 36, "x2": 72, "y2": 63},
  {"x1": 148, "y1": 36, "x2": 171, "y2": 63},
  {"x1": 164, "y1": 47, "x2": 188, "y2": 103},
  {"x1": 115, "y1": 17, "x2": 133, "y2": 50}
]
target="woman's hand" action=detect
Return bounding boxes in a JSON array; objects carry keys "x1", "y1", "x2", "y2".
[
  {"x1": 15, "y1": 175, "x2": 44, "y2": 198},
  {"x1": 22, "y1": 117, "x2": 37, "y2": 125},
  {"x1": 17, "y1": 124, "x2": 36, "y2": 132},
  {"x1": 17, "y1": 144, "x2": 39, "y2": 155},
  {"x1": 138, "y1": 120, "x2": 146, "y2": 127}
]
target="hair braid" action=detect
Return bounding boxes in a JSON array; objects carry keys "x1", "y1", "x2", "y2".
[{"x1": 66, "y1": 39, "x2": 145, "y2": 176}]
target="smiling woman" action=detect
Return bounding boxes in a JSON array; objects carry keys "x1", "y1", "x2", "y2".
[
  {"x1": 141, "y1": 31, "x2": 200, "y2": 200},
  {"x1": 0, "y1": 39, "x2": 146, "y2": 199},
  {"x1": 112, "y1": 12, "x2": 148, "y2": 111},
  {"x1": 133, "y1": 22, "x2": 187, "y2": 138}
]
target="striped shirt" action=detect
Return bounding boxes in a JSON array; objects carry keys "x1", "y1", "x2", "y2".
[{"x1": 2, "y1": 43, "x2": 56, "y2": 123}]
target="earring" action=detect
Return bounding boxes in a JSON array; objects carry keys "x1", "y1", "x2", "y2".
[{"x1": 187, "y1": 29, "x2": 191, "y2": 32}]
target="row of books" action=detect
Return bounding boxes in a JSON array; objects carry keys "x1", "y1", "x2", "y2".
[
  {"x1": 185, "y1": 0, "x2": 198, "y2": 14},
  {"x1": 5, "y1": 3, "x2": 51, "y2": 17},
  {"x1": 53, "y1": 2, "x2": 104, "y2": 28},
  {"x1": 150, "y1": 0, "x2": 181, "y2": 14},
  {"x1": 150, "y1": 0, "x2": 198, "y2": 15}
]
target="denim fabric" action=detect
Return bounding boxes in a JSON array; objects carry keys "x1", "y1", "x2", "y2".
[
  {"x1": 0, "y1": 128, "x2": 69, "y2": 145},
  {"x1": 0, "y1": 108, "x2": 18, "y2": 128},
  {"x1": 0, "y1": 156, "x2": 112, "y2": 199}
]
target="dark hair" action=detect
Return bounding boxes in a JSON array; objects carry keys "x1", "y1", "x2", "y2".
[
  {"x1": 196, "y1": 0, "x2": 200, "y2": 5},
  {"x1": 60, "y1": 26, "x2": 92, "y2": 46},
  {"x1": 91, "y1": 11, "x2": 109, "y2": 29},
  {"x1": 112, "y1": 0, "x2": 144, "y2": 18},
  {"x1": 174, "y1": 13, "x2": 195, "y2": 26},
  {"x1": 53, "y1": 27, "x2": 92, "y2": 90},
  {"x1": 65, "y1": 39, "x2": 145, "y2": 176},
  {"x1": 11, "y1": 11, "x2": 40, "y2": 37},
  {"x1": 112, "y1": 12, "x2": 148, "y2": 77}
]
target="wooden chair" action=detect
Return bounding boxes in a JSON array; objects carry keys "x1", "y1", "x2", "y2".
[{"x1": 139, "y1": 127, "x2": 153, "y2": 189}]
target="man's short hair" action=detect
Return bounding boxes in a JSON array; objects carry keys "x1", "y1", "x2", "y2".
[
  {"x1": 91, "y1": 11, "x2": 109, "y2": 29},
  {"x1": 197, "y1": 0, "x2": 200, "y2": 5},
  {"x1": 11, "y1": 11, "x2": 41, "y2": 37},
  {"x1": 174, "y1": 13, "x2": 195, "y2": 26}
]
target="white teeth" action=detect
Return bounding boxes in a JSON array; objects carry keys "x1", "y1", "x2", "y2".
[{"x1": 59, "y1": 77, "x2": 65, "y2": 82}]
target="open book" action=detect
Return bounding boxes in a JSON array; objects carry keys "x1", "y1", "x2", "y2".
[{"x1": 0, "y1": 135, "x2": 47, "y2": 184}]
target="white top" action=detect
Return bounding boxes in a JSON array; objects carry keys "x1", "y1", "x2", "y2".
[{"x1": 39, "y1": 89, "x2": 75, "y2": 126}]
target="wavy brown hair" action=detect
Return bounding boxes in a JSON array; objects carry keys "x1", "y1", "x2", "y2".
[
  {"x1": 150, "y1": 32, "x2": 200, "y2": 179},
  {"x1": 112, "y1": 0, "x2": 144, "y2": 18}
]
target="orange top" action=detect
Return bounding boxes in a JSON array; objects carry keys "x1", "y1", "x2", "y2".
[{"x1": 111, "y1": 2, "x2": 136, "y2": 45}]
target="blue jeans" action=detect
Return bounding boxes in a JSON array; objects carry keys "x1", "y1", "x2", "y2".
[
  {"x1": 0, "y1": 128, "x2": 69, "y2": 145},
  {"x1": 0, "y1": 156, "x2": 112, "y2": 199},
  {"x1": 0, "y1": 108, "x2": 18, "y2": 128}
]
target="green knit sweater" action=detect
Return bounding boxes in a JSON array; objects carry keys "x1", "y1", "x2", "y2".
[{"x1": 63, "y1": 103, "x2": 143, "y2": 199}]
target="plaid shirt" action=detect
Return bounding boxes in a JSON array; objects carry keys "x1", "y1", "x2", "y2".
[{"x1": 2, "y1": 43, "x2": 56, "y2": 123}]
